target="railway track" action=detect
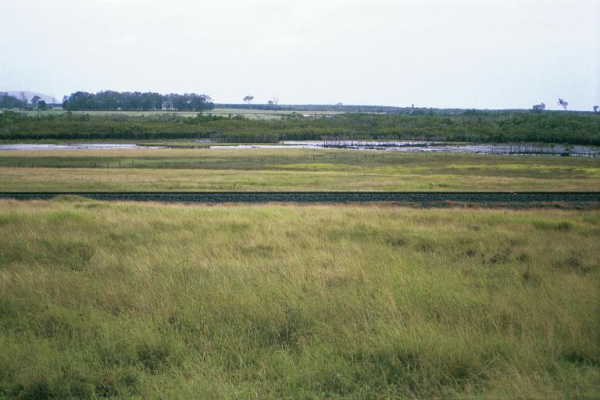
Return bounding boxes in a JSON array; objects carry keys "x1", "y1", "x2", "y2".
[{"x1": 1, "y1": 192, "x2": 600, "y2": 204}]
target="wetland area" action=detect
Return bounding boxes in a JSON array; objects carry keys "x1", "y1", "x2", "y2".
[
  {"x1": 2, "y1": 140, "x2": 600, "y2": 157},
  {"x1": 1, "y1": 110, "x2": 599, "y2": 399},
  {"x1": 3, "y1": 0, "x2": 600, "y2": 396}
]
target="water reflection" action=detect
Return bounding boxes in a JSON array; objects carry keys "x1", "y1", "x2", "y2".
[
  {"x1": 1, "y1": 141, "x2": 598, "y2": 157},
  {"x1": 212, "y1": 141, "x2": 600, "y2": 157}
]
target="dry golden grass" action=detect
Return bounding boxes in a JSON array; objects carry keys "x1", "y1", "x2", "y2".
[{"x1": 0, "y1": 199, "x2": 599, "y2": 398}]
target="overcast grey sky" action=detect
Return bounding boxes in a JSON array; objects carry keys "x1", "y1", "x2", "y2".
[{"x1": 1, "y1": 0, "x2": 598, "y2": 110}]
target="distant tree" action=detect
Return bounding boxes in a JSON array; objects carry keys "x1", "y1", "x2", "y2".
[
  {"x1": 37, "y1": 100, "x2": 48, "y2": 110},
  {"x1": 62, "y1": 91, "x2": 213, "y2": 111},
  {"x1": 31, "y1": 96, "x2": 41, "y2": 107},
  {"x1": 594, "y1": 105, "x2": 599, "y2": 113},
  {"x1": 63, "y1": 91, "x2": 95, "y2": 110},
  {"x1": 532, "y1": 102, "x2": 545, "y2": 112},
  {"x1": 558, "y1": 98, "x2": 568, "y2": 110},
  {"x1": 243, "y1": 95, "x2": 254, "y2": 104}
]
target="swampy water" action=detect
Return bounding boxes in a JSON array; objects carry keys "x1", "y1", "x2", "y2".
[
  {"x1": 1, "y1": 141, "x2": 599, "y2": 157},
  {"x1": 211, "y1": 140, "x2": 600, "y2": 157}
]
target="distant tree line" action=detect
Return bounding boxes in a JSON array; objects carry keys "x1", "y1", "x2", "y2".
[
  {"x1": 62, "y1": 91, "x2": 214, "y2": 111},
  {"x1": 0, "y1": 93, "x2": 28, "y2": 109},
  {"x1": 0, "y1": 92, "x2": 29, "y2": 110},
  {"x1": 1, "y1": 110, "x2": 599, "y2": 145},
  {"x1": 0, "y1": 93, "x2": 50, "y2": 110}
]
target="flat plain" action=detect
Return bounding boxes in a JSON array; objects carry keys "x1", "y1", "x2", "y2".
[
  {"x1": 1, "y1": 146, "x2": 599, "y2": 398},
  {"x1": 1, "y1": 148, "x2": 599, "y2": 192}
]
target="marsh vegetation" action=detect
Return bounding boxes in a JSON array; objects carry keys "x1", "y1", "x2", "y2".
[
  {"x1": 0, "y1": 200, "x2": 598, "y2": 398},
  {"x1": 2, "y1": 110, "x2": 599, "y2": 144},
  {"x1": 1, "y1": 149, "x2": 599, "y2": 192}
]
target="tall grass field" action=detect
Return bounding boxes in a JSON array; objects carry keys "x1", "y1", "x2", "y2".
[{"x1": 0, "y1": 199, "x2": 598, "y2": 398}]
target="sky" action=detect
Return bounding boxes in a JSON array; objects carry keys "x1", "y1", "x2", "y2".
[{"x1": 1, "y1": 0, "x2": 599, "y2": 110}]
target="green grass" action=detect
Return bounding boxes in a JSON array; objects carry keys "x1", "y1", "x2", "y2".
[
  {"x1": 18, "y1": 108, "x2": 343, "y2": 121},
  {"x1": 20, "y1": 109, "x2": 204, "y2": 118},
  {"x1": 207, "y1": 108, "x2": 343, "y2": 120},
  {"x1": 0, "y1": 199, "x2": 599, "y2": 398},
  {"x1": 1, "y1": 149, "x2": 599, "y2": 192}
]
